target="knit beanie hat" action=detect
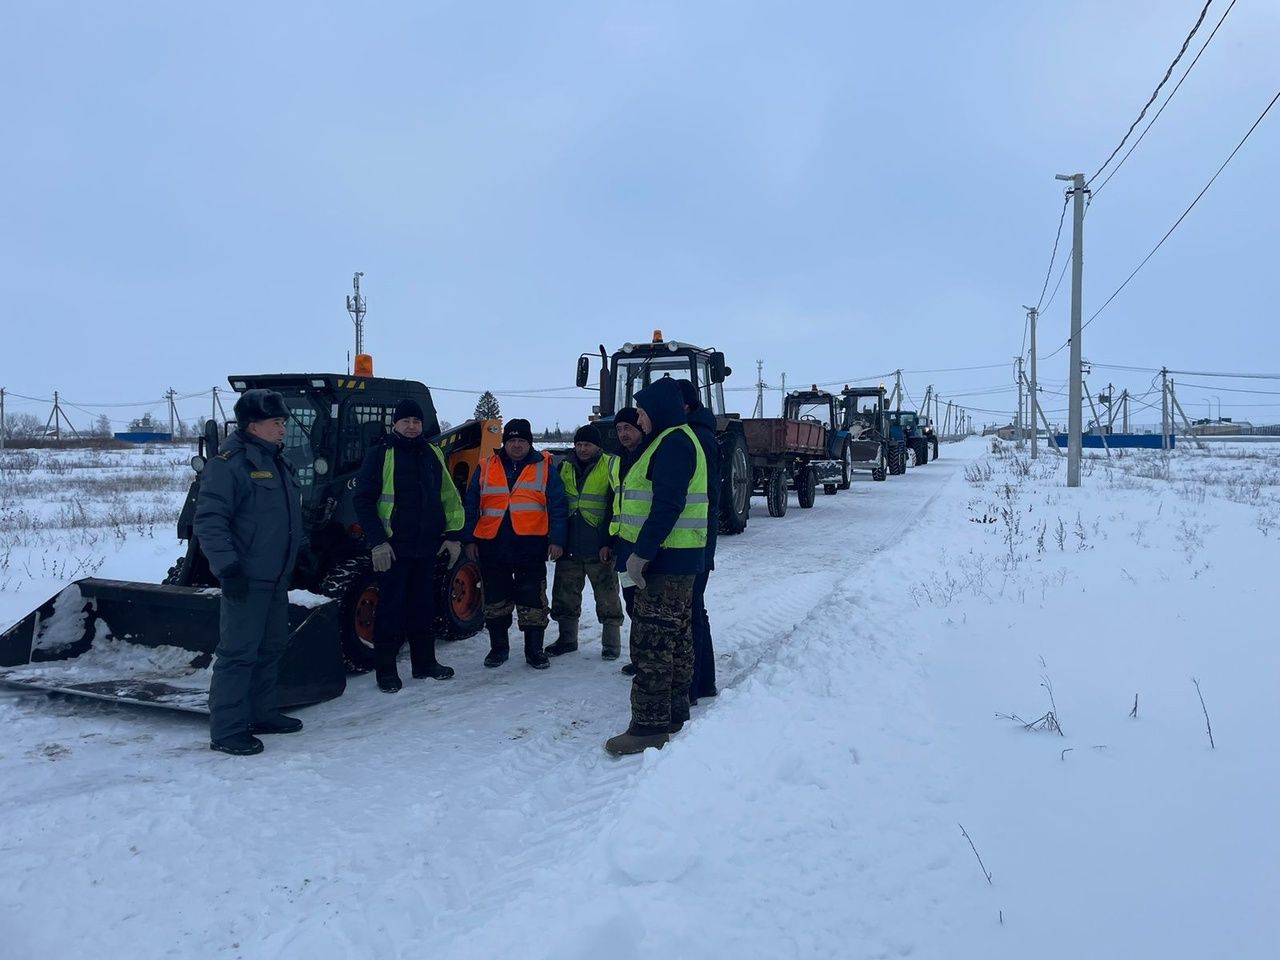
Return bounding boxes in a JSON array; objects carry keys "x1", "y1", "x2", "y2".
[
  {"x1": 614, "y1": 407, "x2": 640, "y2": 428},
  {"x1": 503, "y1": 418, "x2": 533, "y2": 442},
  {"x1": 393, "y1": 398, "x2": 425, "y2": 423},
  {"x1": 573, "y1": 424, "x2": 603, "y2": 446}
]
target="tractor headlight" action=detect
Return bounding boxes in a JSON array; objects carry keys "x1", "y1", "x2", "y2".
[
  {"x1": 313, "y1": 457, "x2": 330, "y2": 476},
  {"x1": 190, "y1": 455, "x2": 206, "y2": 474}
]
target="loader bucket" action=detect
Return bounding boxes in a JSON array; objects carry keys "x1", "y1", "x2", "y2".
[{"x1": 0, "y1": 578, "x2": 345, "y2": 713}]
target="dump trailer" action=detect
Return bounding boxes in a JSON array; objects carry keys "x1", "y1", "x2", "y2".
[
  {"x1": 0, "y1": 372, "x2": 501, "y2": 713},
  {"x1": 739, "y1": 415, "x2": 831, "y2": 517},
  {"x1": 575, "y1": 330, "x2": 752, "y2": 534},
  {"x1": 839, "y1": 385, "x2": 901, "y2": 479}
]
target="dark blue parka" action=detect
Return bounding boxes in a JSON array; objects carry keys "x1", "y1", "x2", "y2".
[
  {"x1": 685, "y1": 404, "x2": 721, "y2": 571},
  {"x1": 614, "y1": 378, "x2": 706, "y2": 577},
  {"x1": 352, "y1": 430, "x2": 455, "y2": 558},
  {"x1": 194, "y1": 430, "x2": 305, "y2": 584},
  {"x1": 462, "y1": 446, "x2": 569, "y2": 563}
]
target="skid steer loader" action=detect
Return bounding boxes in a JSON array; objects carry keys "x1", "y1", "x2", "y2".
[{"x1": 0, "y1": 372, "x2": 501, "y2": 713}]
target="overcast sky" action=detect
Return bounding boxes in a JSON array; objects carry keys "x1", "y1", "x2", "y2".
[{"x1": 3, "y1": 1, "x2": 1277, "y2": 432}]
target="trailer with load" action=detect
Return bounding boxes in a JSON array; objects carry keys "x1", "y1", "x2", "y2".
[
  {"x1": 839, "y1": 385, "x2": 903, "y2": 479},
  {"x1": 575, "y1": 331, "x2": 752, "y2": 535},
  {"x1": 0, "y1": 370, "x2": 500, "y2": 713}
]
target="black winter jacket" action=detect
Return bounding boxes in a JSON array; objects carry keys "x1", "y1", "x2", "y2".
[{"x1": 352, "y1": 430, "x2": 456, "y2": 557}]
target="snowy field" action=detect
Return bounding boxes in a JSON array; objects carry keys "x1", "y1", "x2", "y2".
[{"x1": 1, "y1": 440, "x2": 1277, "y2": 959}]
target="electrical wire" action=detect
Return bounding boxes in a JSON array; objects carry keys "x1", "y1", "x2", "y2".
[
  {"x1": 1088, "y1": 0, "x2": 1214, "y2": 186},
  {"x1": 1092, "y1": 0, "x2": 1238, "y2": 199},
  {"x1": 1034, "y1": 195, "x2": 1071, "y2": 312}
]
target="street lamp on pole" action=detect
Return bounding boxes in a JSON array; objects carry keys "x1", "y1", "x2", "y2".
[{"x1": 1209, "y1": 396, "x2": 1221, "y2": 422}]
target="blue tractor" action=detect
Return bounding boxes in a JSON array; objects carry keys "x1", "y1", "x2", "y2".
[{"x1": 782, "y1": 387, "x2": 852, "y2": 494}]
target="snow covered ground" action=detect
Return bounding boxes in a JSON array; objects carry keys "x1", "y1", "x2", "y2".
[{"x1": 1, "y1": 440, "x2": 1277, "y2": 958}]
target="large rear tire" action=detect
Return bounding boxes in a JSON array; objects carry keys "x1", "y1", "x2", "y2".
[
  {"x1": 888, "y1": 443, "x2": 905, "y2": 476},
  {"x1": 719, "y1": 431, "x2": 751, "y2": 534},
  {"x1": 338, "y1": 574, "x2": 379, "y2": 673},
  {"x1": 797, "y1": 465, "x2": 817, "y2": 509},
  {"x1": 766, "y1": 467, "x2": 788, "y2": 517},
  {"x1": 917, "y1": 440, "x2": 930, "y2": 465}
]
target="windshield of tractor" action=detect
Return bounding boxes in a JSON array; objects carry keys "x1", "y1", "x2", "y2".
[
  {"x1": 613, "y1": 353, "x2": 695, "y2": 410},
  {"x1": 786, "y1": 399, "x2": 833, "y2": 426}
]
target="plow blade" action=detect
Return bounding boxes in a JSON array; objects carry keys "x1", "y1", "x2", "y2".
[{"x1": 0, "y1": 578, "x2": 345, "y2": 713}]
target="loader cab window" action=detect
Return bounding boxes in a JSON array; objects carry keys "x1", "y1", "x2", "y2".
[
  {"x1": 692, "y1": 355, "x2": 727, "y2": 417},
  {"x1": 340, "y1": 402, "x2": 396, "y2": 471},
  {"x1": 787, "y1": 399, "x2": 834, "y2": 426},
  {"x1": 280, "y1": 395, "x2": 325, "y2": 488}
]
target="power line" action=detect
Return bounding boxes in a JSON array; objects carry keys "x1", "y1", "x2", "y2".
[
  {"x1": 1034, "y1": 194, "x2": 1071, "y2": 313},
  {"x1": 1088, "y1": 0, "x2": 1215, "y2": 186},
  {"x1": 1081, "y1": 86, "x2": 1280, "y2": 338},
  {"x1": 1092, "y1": 0, "x2": 1239, "y2": 199}
]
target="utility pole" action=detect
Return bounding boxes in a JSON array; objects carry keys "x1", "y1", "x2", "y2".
[
  {"x1": 346, "y1": 271, "x2": 367, "y2": 358},
  {"x1": 0, "y1": 387, "x2": 5, "y2": 451},
  {"x1": 1122, "y1": 389, "x2": 1130, "y2": 433},
  {"x1": 1022, "y1": 305, "x2": 1039, "y2": 458},
  {"x1": 752, "y1": 360, "x2": 766, "y2": 418},
  {"x1": 166, "y1": 388, "x2": 178, "y2": 439},
  {"x1": 779, "y1": 373, "x2": 786, "y2": 415},
  {"x1": 1015, "y1": 357, "x2": 1025, "y2": 446},
  {"x1": 1056, "y1": 173, "x2": 1087, "y2": 487},
  {"x1": 890, "y1": 370, "x2": 903, "y2": 410},
  {"x1": 1161, "y1": 366, "x2": 1170, "y2": 450}
]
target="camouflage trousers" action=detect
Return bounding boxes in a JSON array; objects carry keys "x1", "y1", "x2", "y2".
[
  {"x1": 551, "y1": 557, "x2": 624, "y2": 627},
  {"x1": 480, "y1": 556, "x2": 550, "y2": 629},
  {"x1": 629, "y1": 573, "x2": 695, "y2": 731}
]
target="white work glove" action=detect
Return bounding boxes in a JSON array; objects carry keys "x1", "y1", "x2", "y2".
[
  {"x1": 438, "y1": 539, "x2": 462, "y2": 566},
  {"x1": 625, "y1": 553, "x2": 649, "y2": 591},
  {"x1": 371, "y1": 542, "x2": 395, "y2": 573}
]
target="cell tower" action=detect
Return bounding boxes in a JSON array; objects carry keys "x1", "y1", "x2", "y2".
[{"x1": 346, "y1": 271, "x2": 367, "y2": 356}]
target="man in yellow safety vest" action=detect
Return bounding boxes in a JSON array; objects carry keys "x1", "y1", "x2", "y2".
[
  {"x1": 546, "y1": 424, "x2": 624, "y2": 659},
  {"x1": 604, "y1": 378, "x2": 708, "y2": 756}
]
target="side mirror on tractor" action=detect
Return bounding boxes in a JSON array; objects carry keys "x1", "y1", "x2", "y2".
[
  {"x1": 709, "y1": 352, "x2": 728, "y2": 384},
  {"x1": 575, "y1": 355, "x2": 591, "y2": 389}
]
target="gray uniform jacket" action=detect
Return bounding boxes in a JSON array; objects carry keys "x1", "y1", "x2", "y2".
[{"x1": 194, "y1": 430, "x2": 305, "y2": 584}]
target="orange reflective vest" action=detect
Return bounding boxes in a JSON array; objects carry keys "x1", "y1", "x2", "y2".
[{"x1": 473, "y1": 451, "x2": 552, "y2": 539}]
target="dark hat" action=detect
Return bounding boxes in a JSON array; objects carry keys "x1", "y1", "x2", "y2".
[
  {"x1": 614, "y1": 407, "x2": 641, "y2": 428},
  {"x1": 502, "y1": 418, "x2": 533, "y2": 442},
  {"x1": 234, "y1": 389, "x2": 289, "y2": 430},
  {"x1": 573, "y1": 424, "x2": 603, "y2": 446},
  {"x1": 675, "y1": 379, "x2": 702, "y2": 410},
  {"x1": 394, "y1": 398, "x2": 425, "y2": 423}
]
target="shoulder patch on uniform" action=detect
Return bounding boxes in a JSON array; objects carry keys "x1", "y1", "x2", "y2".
[{"x1": 250, "y1": 470, "x2": 274, "y2": 480}]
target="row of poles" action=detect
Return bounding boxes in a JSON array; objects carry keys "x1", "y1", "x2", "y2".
[{"x1": 0, "y1": 387, "x2": 231, "y2": 450}]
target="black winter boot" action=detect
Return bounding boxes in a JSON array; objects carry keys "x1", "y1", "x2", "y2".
[
  {"x1": 374, "y1": 643, "x2": 402, "y2": 693},
  {"x1": 524, "y1": 627, "x2": 550, "y2": 669},
  {"x1": 410, "y1": 636, "x2": 454, "y2": 680},
  {"x1": 210, "y1": 733, "x2": 265, "y2": 756},
  {"x1": 483, "y1": 619, "x2": 510, "y2": 668},
  {"x1": 545, "y1": 619, "x2": 579, "y2": 657}
]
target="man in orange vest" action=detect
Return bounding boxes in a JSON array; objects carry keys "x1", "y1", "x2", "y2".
[{"x1": 463, "y1": 418, "x2": 568, "y2": 669}]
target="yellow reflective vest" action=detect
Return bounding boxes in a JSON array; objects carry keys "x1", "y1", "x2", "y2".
[{"x1": 613, "y1": 425, "x2": 709, "y2": 550}]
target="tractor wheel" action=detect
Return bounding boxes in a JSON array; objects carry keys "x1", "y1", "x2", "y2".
[
  {"x1": 339, "y1": 575, "x2": 379, "y2": 674},
  {"x1": 797, "y1": 466, "x2": 817, "y2": 509},
  {"x1": 838, "y1": 442, "x2": 853, "y2": 490},
  {"x1": 766, "y1": 467, "x2": 788, "y2": 517},
  {"x1": 433, "y1": 553, "x2": 485, "y2": 641},
  {"x1": 917, "y1": 440, "x2": 929, "y2": 465},
  {"x1": 888, "y1": 444, "x2": 905, "y2": 476},
  {"x1": 872, "y1": 461, "x2": 887, "y2": 482},
  {"x1": 719, "y1": 431, "x2": 751, "y2": 534},
  {"x1": 162, "y1": 556, "x2": 186, "y2": 586},
  {"x1": 823, "y1": 483, "x2": 837, "y2": 496}
]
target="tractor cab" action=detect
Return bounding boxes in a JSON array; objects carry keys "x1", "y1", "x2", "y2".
[
  {"x1": 576, "y1": 330, "x2": 732, "y2": 421},
  {"x1": 784, "y1": 388, "x2": 838, "y2": 431}
]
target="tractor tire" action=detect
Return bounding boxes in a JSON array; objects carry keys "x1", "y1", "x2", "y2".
[
  {"x1": 162, "y1": 556, "x2": 186, "y2": 586},
  {"x1": 888, "y1": 444, "x2": 905, "y2": 476},
  {"x1": 719, "y1": 431, "x2": 751, "y2": 534},
  {"x1": 797, "y1": 466, "x2": 817, "y2": 509},
  {"x1": 838, "y1": 441, "x2": 853, "y2": 490},
  {"x1": 766, "y1": 467, "x2": 788, "y2": 517},
  {"x1": 872, "y1": 465, "x2": 887, "y2": 482},
  {"x1": 433, "y1": 553, "x2": 484, "y2": 641},
  {"x1": 917, "y1": 440, "x2": 929, "y2": 465},
  {"x1": 823, "y1": 483, "x2": 837, "y2": 496}
]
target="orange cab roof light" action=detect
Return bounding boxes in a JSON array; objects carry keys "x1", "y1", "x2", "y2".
[
  {"x1": 652, "y1": 329, "x2": 663, "y2": 343},
  {"x1": 354, "y1": 354, "x2": 374, "y2": 377}
]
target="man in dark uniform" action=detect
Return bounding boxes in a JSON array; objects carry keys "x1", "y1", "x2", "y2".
[
  {"x1": 195, "y1": 389, "x2": 306, "y2": 756},
  {"x1": 352, "y1": 398, "x2": 465, "y2": 693},
  {"x1": 676, "y1": 380, "x2": 721, "y2": 704},
  {"x1": 463, "y1": 418, "x2": 568, "y2": 670},
  {"x1": 605, "y1": 379, "x2": 707, "y2": 756}
]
